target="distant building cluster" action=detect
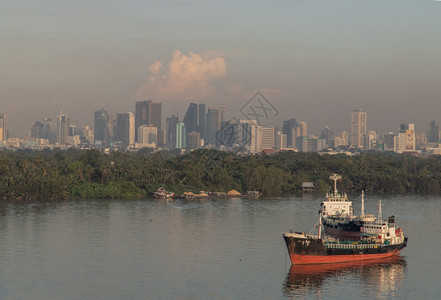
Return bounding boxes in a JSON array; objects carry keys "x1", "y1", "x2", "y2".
[{"x1": 1, "y1": 105, "x2": 441, "y2": 156}]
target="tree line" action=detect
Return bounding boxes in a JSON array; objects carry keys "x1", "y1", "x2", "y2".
[{"x1": 1, "y1": 149, "x2": 441, "y2": 201}]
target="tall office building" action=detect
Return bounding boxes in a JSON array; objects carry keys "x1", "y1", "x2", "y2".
[
  {"x1": 206, "y1": 108, "x2": 220, "y2": 146},
  {"x1": 282, "y1": 118, "x2": 297, "y2": 148},
  {"x1": 135, "y1": 100, "x2": 162, "y2": 145},
  {"x1": 183, "y1": 103, "x2": 198, "y2": 133},
  {"x1": 56, "y1": 112, "x2": 70, "y2": 145},
  {"x1": 31, "y1": 121, "x2": 44, "y2": 139},
  {"x1": 166, "y1": 115, "x2": 179, "y2": 149},
  {"x1": 320, "y1": 126, "x2": 335, "y2": 148},
  {"x1": 0, "y1": 114, "x2": 6, "y2": 142},
  {"x1": 94, "y1": 109, "x2": 109, "y2": 146},
  {"x1": 427, "y1": 120, "x2": 440, "y2": 143},
  {"x1": 183, "y1": 103, "x2": 206, "y2": 142},
  {"x1": 351, "y1": 109, "x2": 367, "y2": 148},
  {"x1": 176, "y1": 122, "x2": 186, "y2": 149},
  {"x1": 198, "y1": 103, "x2": 206, "y2": 140},
  {"x1": 116, "y1": 112, "x2": 135, "y2": 147}
]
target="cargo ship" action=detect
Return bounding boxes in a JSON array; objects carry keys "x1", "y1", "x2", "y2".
[
  {"x1": 282, "y1": 201, "x2": 408, "y2": 264},
  {"x1": 320, "y1": 174, "x2": 376, "y2": 240}
]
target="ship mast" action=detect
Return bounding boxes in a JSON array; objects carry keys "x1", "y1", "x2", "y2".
[
  {"x1": 329, "y1": 174, "x2": 342, "y2": 196},
  {"x1": 318, "y1": 213, "x2": 322, "y2": 238},
  {"x1": 361, "y1": 190, "x2": 365, "y2": 217}
]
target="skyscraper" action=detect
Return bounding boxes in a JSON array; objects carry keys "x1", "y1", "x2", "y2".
[
  {"x1": 261, "y1": 127, "x2": 275, "y2": 150},
  {"x1": 166, "y1": 115, "x2": 179, "y2": 149},
  {"x1": 94, "y1": 108, "x2": 109, "y2": 146},
  {"x1": 206, "y1": 108, "x2": 220, "y2": 146},
  {"x1": 135, "y1": 100, "x2": 162, "y2": 145},
  {"x1": 282, "y1": 118, "x2": 297, "y2": 147},
  {"x1": 427, "y1": 120, "x2": 440, "y2": 143},
  {"x1": 183, "y1": 103, "x2": 198, "y2": 133},
  {"x1": 320, "y1": 126, "x2": 335, "y2": 148},
  {"x1": 176, "y1": 122, "x2": 186, "y2": 149},
  {"x1": 198, "y1": 103, "x2": 206, "y2": 140},
  {"x1": 183, "y1": 103, "x2": 206, "y2": 143},
  {"x1": 116, "y1": 112, "x2": 135, "y2": 147},
  {"x1": 56, "y1": 112, "x2": 70, "y2": 145},
  {"x1": 351, "y1": 109, "x2": 367, "y2": 148},
  {"x1": 0, "y1": 114, "x2": 7, "y2": 142}
]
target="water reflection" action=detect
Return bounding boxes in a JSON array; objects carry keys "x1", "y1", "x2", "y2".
[{"x1": 283, "y1": 256, "x2": 406, "y2": 298}]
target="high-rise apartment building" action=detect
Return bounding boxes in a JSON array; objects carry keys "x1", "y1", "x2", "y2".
[
  {"x1": 116, "y1": 112, "x2": 135, "y2": 147},
  {"x1": 351, "y1": 109, "x2": 367, "y2": 148},
  {"x1": 56, "y1": 113, "x2": 70, "y2": 145},
  {"x1": 394, "y1": 123, "x2": 415, "y2": 153},
  {"x1": 261, "y1": 127, "x2": 275, "y2": 150},
  {"x1": 94, "y1": 109, "x2": 109, "y2": 146},
  {"x1": 135, "y1": 100, "x2": 162, "y2": 145},
  {"x1": 0, "y1": 114, "x2": 6, "y2": 142}
]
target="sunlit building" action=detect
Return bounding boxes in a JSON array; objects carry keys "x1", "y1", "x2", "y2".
[
  {"x1": 351, "y1": 109, "x2": 367, "y2": 148},
  {"x1": 56, "y1": 112, "x2": 70, "y2": 145}
]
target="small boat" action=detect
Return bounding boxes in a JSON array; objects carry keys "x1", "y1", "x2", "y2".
[
  {"x1": 282, "y1": 200, "x2": 408, "y2": 265},
  {"x1": 153, "y1": 187, "x2": 174, "y2": 199}
]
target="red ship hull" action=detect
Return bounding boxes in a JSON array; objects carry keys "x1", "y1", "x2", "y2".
[{"x1": 289, "y1": 249, "x2": 401, "y2": 265}]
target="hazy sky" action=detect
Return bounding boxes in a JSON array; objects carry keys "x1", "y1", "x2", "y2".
[{"x1": 1, "y1": 0, "x2": 441, "y2": 137}]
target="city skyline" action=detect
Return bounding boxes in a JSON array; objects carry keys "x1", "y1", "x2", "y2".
[
  {"x1": 3, "y1": 102, "x2": 441, "y2": 142},
  {"x1": 2, "y1": 1, "x2": 441, "y2": 136}
]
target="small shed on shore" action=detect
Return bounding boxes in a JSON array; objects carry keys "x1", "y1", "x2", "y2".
[{"x1": 302, "y1": 182, "x2": 315, "y2": 192}]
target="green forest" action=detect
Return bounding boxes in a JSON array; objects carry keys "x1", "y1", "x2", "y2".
[{"x1": 1, "y1": 149, "x2": 441, "y2": 201}]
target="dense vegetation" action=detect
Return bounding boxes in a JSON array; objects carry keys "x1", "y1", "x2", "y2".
[{"x1": 1, "y1": 149, "x2": 441, "y2": 201}]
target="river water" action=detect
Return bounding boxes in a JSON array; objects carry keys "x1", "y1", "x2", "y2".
[{"x1": 0, "y1": 194, "x2": 439, "y2": 299}]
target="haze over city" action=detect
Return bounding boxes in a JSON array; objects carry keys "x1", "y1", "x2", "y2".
[{"x1": 1, "y1": 0, "x2": 441, "y2": 137}]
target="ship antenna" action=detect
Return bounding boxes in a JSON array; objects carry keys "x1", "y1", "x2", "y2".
[
  {"x1": 329, "y1": 174, "x2": 341, "y2": 196},
  {"x1": 361, "y1": 190, "x2": 365, "y2": 217},
  {"x1": 377, "y1": 199, "x2": 382, "y2": 222}
]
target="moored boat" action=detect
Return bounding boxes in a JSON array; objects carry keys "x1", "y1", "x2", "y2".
[
  {"x1": 153, "y1": 187, "x2": 174, "y2": 199},
  {"x1": 282, "y1": 201, "x2": 408, "y2": 265}
]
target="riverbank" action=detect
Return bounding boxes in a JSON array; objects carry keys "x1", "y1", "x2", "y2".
[{"x1": 1, "y1": 149, "x2": 441, "y2": 200}]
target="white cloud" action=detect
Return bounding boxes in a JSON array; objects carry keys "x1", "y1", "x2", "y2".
[{"x1": 134, "y1": 50, "x2": 226, "y2": 100}]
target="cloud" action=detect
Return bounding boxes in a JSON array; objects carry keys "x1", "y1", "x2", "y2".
[{"x1": 134, "y1": 50, "x2": 226, "y2": 100}]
